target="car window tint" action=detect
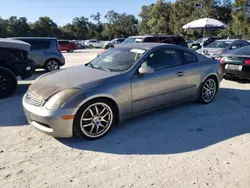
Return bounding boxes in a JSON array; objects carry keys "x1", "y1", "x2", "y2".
[
  {"x1": 183, "y1": 51, "x2": 198, "y2": 64},
  {"x1": 143, "y1": 37, "x2": 158, "y2": 43},
  {"x1": 159, "y1": 37, "x2": 172, "y2": 44},
  {"x1": 59, "y1": 41, "x2": 70, "y2": 45},
  {"x1": 174, "y1": 37, "x2": 188, "y2": 47},
  {"x1": 145, "y1": 49, "x2": 182, "y2": 71},
  {"x1": 23, "y1": 40, "x2": 50, "y2": 50}
]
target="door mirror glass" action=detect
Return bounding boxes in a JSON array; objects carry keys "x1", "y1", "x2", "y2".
[
  {"x1": 138, "y1": 65, "x2": 154, "y2": 74},
  {"x1": 231, "y1": 45, "x2": 237, "y2": 50}
]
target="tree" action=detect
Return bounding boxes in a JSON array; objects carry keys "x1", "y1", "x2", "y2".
[
  {"x1": 6, "y1": 16, "x2": 30, "y2": 37},
  {"x1": 0, "y1": 18, "x2": 8, "y2": 37},
  {"x1": 31, "y1": 17, "x2": 60, "y2": 37},
  {"x1": 71, "y1": 16, "x2": 90, "y2": 39}
]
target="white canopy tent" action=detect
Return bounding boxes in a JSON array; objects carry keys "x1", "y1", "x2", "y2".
[{"x1": 183, "y1": 18, "x2": 228, "y2": 52}]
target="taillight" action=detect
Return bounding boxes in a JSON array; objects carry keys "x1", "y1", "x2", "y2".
[
  {"x1": 56, "y1": 41, "x2": 61, "y2": 51},
  {"x1": 244, "y1": 60, "x2": 250, "y2": 65},
  {"x1": 219, "y1": 57, "x2": 225, "y2": 63}
]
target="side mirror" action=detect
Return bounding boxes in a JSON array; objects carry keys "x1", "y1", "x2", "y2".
[
  {"x1": 138, "y1": 65, "x2": 154, "y2": 74},
  {"x1": 231, "y1": 46, "x2": 237, "y2": 50}
]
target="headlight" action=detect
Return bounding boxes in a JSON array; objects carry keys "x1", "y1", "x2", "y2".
[{"x1": 45, "y1": 88, "x2": 80, "y2": 110}]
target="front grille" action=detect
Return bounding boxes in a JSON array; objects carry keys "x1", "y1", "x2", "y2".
[{"x1": 25, "y1": 91, "x2": 44, "y2": 107}]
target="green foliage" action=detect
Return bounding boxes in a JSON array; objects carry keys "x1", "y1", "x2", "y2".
[{"x1": 1, "y1": 0, "x2": 250, "y2": 40}]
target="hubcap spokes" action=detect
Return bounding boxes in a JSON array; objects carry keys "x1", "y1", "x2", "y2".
[
  {"x1": 202, "y1": 79, "x2": 216, "y2": 102},
  {"x1": 47, "y1": 61, "x2": 59, "y2": 71},
  {"x1": 80, "y1": 103, "x2": 113, "y2": 137}
]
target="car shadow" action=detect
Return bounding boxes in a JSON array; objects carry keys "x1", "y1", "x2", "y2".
[
  {"x1": 224, "y1": 77, "x2": 250, "y2": 84},
  {"x1": 0, "y1": 83, "x2": 30, "y2": 127},
  {"x1": 59, "y1": 87, "x2": 250, "y2": 155}
]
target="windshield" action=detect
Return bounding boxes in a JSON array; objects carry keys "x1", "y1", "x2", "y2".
[
  {"x1": 122, "y1": 38, "x2": 143, "y2": 44},
  {"x1": 195, "y1": 38, "x2": 207, "y2": 44},
  {"x1": 88, "y1": 48, "x2": 146, "y2": 71},
  {"x1": 206, "y1": 41, "x2": 232, "y2": 48}
]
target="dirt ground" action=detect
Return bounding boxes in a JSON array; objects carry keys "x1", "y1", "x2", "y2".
[{"x1": 1, "y1": 49, "x2": 250, "y2": 188}]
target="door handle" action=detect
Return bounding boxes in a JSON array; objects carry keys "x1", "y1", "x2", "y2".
[{"x1": 176, "y1": 72, "x2": 184, "y2": 77}]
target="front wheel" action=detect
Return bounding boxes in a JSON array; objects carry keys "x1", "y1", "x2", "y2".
[
  {"x1": 45, "y1": 59, "x2": 60, "y2": 72},
  {"x1": 73, "y1": 99, "x2": 116, "y2": 140},
  {"x1": 198, "y1": 77, "x2": 218, "y2": 104},
  {"x1": 0, "y1": 68, "x2": 17, "y2": 99}
]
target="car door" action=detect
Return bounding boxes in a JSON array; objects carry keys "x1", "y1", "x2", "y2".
[
  {"x1": 180, "y1": 50, "x2": 202, "y2": 97},
  {"x1": 132, "y1": 48, "x2": 187, "y2": 113},
  {"x1": 95, "y1": 40, "x2": 102, "y2": 48},
  {"x1": 23, "y1": 39, "x2": 50, "y2": 67}
]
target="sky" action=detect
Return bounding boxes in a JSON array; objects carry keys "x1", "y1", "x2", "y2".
[{"x1": 2, "y1": 0, "x2": 165, "y2": 26}]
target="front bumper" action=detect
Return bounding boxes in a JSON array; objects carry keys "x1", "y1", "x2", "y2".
[{"x1": 22, "y1": 95, "x2": 76, "y2": 138}]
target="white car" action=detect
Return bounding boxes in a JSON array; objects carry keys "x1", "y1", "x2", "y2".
[{"x1": 84, "y1": 39, "x2": 103, "y2": 48}]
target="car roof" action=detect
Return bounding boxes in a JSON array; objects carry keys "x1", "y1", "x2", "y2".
[
  {"x1": 114, "y1": 43, "x2": 174, "y2": 50},
  {"x1": 9, "y1": 37, "x2": 57, "y2": 40},
  {"x1": 128, "y1": 34, "x2": 182, "y2": 39},
  {"x1": 216, "y1": 39, "x2": 239, "y2": 42}
]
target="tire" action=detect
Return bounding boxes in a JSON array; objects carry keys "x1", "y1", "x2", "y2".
[
  {"x1": 89, "y1": 45, "x2": 93, "y2": 49},
  {"x1": 73, "y1": 99, "x2": 117, "y2": 140},
  {"x1": 67, "y1": 49, "x2": 73, "y2": 53},
  {"x1": 0, "y1": 67, "x2": 17, "y2": 99},
  {"x1": 44, "y1": 59, "x2": 60, "y2": 72},
  {"x1": 198, "y1": 77, "x2": 218, "y2": 104}
]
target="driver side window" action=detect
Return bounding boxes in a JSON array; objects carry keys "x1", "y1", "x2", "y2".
[{"x1": 143, "y1": 48, "x2": 182, "y2": 71}]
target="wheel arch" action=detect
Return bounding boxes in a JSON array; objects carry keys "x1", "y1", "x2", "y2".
[
  {"x1": 75, "y1": 96, "x2": 120, "y2": 123},
  {"x1": 202, "y1": 74, "x2": 220, "y2": 90}
]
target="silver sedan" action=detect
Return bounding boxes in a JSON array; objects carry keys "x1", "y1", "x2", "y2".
[{"x1": 22, "y1": 43, "x2": 223, "y2": 140}]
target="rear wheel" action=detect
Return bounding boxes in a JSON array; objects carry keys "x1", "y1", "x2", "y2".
[
  {"x1": 0, "y1": 68, "x2": 17, "y2": 99},
  {"x1": 45, "y1": 59, "x2": 60, "y2": 72},
  {"x1": 67, "y1": 49, "x2": 74, "y2": 53},
  {"x1": 198, "y1": 77, "x2": 218, "y2": 104},
  {"x1": 73, "y1": 99, "x2": 116, "y2": 140}
]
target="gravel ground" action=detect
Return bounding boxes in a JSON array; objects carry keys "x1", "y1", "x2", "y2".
[{"x1": 1, "y1": 49, "x2": 250, "y2": 188}]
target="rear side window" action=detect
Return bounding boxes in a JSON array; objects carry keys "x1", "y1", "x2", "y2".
[
  {"x1": 183, "y1": 51, "x2": 198, "y2": 64},
  {"x1": 143, "y1": 37, "x2": 158, "y2": 43},
  {"x1": 58, "y1": 41, "x2": 70, "y2": 45},
  {"x1": 159, "y1": 37, "x2": 174, "y2": 44},
  {"x1": 174, "y1": 37, "x2": 188, "y2": 47},
  {"x1": 23, "y1": 40, "x2": 50, "y2": 50}
]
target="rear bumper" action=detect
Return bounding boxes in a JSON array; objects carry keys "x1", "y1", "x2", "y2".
[
  {"x1": 17, "y1": 60, "x2": 36, "y2": 80},
  {"x1": 223, "y1": 65, "x2": 250, "y2": 79},
  {"x1": 58, "y1": 56, "x2": 65, "y2": 66}
]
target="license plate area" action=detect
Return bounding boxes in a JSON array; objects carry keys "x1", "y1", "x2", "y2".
[{"x1": 225, "y1": 64, "x2": 242, "y2": 71}]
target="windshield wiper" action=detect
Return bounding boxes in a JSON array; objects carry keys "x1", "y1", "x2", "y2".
[{"x1": 90, "y1": 64, "x2": 111, "y2": 72}]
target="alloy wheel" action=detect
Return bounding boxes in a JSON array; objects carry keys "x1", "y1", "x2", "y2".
[
  {"x1": 46, "y1": 60, "x2": 59, "y2": 71},
  {"x1": 202, "y1": 79, "x2": 217, "y2": 103},
  {"x1": 80, "y1": 102, "x2": 113, "y2": 138}
]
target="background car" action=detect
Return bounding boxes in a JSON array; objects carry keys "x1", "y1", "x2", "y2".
[
  {"x1": 10, "y1": 37, "x2": 65, "y2": 72},
  {"x1": 217, "y1": 45, "x2": 250, "y2": 80},
  {"x1": 121, "y1": 34, "x2": 188, "y2": 47},
  {"x1": 0, "y1": 39, "x2": 35, "y2": 98},
  {"x1": 58, "y1": 40, "x2": 77, "y2": 52},
  {"x1": 197, "y1": 39, "x2": 250, "y2": 58},
  {"x1": 189, "y1": 36, "x2": 226, "y2": 50},
  {"x1": 22, "y1": 43, "x2": 222, "y2": 140},
  {"x1": 84, "y1": 39, "x2": 103, "y2": 48},
  {"x1": 102, "y1": 38, "x2": 126, "y2": 49}
]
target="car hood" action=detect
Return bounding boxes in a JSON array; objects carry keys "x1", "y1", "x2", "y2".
[
  {"x1": 29, "y1": 65, "x2": 120, "y2": 99},
  {"x1": 203, "y1": 48, "x2": 225, "y2": 53}
]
